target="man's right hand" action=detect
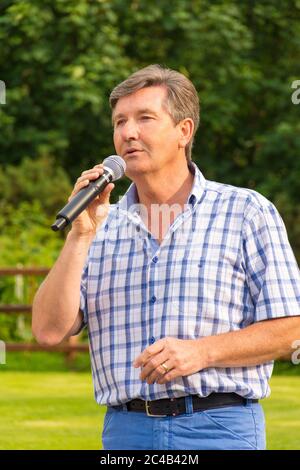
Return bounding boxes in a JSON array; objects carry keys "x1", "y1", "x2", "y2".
[{"x1": 68, "y1": 163, "x2": 115, "y2": 237}]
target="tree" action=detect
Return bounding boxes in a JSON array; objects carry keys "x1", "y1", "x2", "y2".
[{"x1": 0, "y1": 0, "x2": 299, "y2": 258}]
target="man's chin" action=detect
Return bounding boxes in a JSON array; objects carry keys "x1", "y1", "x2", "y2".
[{"x1": 125, "y1": 160, "x2": 151, "y2": 177}]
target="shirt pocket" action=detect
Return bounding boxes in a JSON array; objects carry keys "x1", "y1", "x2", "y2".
[{"x1": 170, "y1": 256, "x2": 246, "y2": 336}]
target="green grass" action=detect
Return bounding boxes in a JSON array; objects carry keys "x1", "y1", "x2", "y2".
[
  {"x1": 262, "y1": 376, "x2": 300, "y2": 450},
  {"x1": 0, "y1": 371, "x2": 105, "y2": 449},
  {"x1": 0, "y1": 368, "x2": 299, "y2": 449}
]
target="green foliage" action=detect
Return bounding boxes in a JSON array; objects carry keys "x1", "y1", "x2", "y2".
[
  {"x1": 0, "y1": 1, "x2": 299, "y2": 341},
  {"x1": 0, "y1": 156, "x2": 71, "y2": 341},
  {"x1": 0, "y1": 0, "x2": 132, "y2": 175},
  {"x1": 0, "y1": 156, "x2": 71, "y2": 269},
  {"x1": 0, "y1": 198, "x2": 66, "y2": 342},
  {"x1": 0, "y1": 155, "x2": 72, "y2": 215},
  {"x1": 0, "y1": 1, "x2": 299, "y2": 258}
]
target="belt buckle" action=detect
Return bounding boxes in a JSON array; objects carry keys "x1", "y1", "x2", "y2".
[{"x1": 145, "y1": 400, "x2": 167, "y2": 418}]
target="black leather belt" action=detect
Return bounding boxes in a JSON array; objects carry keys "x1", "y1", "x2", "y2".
[{"x1": 111, "y1": 393, "x2": 258, "y2": 417}]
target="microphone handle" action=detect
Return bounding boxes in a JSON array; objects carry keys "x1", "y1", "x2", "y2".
[{"x1": 51, "y1": 170, "x2": 113, "y2": 231}]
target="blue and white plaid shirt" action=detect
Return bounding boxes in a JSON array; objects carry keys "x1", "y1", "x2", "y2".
[{"x1": 80, "y1": 163, "x2": 300, "y2": 406}]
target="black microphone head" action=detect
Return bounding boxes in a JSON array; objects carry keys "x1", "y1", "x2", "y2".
[{"x1": 102, "y1": 155, "x2": 126, "y2": 181}]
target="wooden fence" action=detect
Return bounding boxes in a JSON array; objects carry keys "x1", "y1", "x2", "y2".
[{"x1": 0, "y1": 267, "x2": 89, "y2": 361}]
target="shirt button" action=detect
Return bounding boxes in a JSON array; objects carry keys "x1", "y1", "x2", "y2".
[
  {"x1": 152, "y1": 256, "x2": 158, "y2": 264},
  {"x1": 150, "y1": 296, "x2": 157, "y2": 304},
  {"x1": 189, "y1": 194, "x2": 196, "y2": 206},
  {"x1": 136, "y1": 226, "x2": 140, "y2": 232},
  {"x1": 150, "y1": 337, "x2": 155, "y2": 344}
]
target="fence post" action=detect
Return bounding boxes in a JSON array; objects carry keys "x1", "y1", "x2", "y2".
[
  {"x1": 0, "y1": 80, "x2": 5, "y2": 105},
  {"x1": 0, "y1": 340, "x2": 6, "y2": 365},
  {"x1": 15, "y1": 263, "x2": 25, "y2": 338},
  {"x1": 0, "y1": 267, "x2": 88, "y2": 361},
  {"x1": 65, "y1": 335, "x2": 79, "y2": 366}
]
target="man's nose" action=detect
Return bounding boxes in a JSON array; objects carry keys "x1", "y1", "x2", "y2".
[{"x1": 121, "y1": 120, "x2": 139, "y2": 141}]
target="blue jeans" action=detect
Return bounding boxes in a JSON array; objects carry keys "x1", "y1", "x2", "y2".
[{"x1": 102, "y1": 397, "x2": 266, "y2": 450}]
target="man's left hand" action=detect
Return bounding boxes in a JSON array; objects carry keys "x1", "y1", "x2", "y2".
[{"x1": 133, "y1": 337, "x2": 208, "y2": 385}]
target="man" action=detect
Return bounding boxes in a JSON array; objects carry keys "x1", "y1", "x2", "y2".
[{"x1": 32, "y1": 65, "x2": 300, "y2": 450}]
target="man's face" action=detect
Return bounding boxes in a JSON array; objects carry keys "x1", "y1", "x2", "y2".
[{"x1": 112, "y1": 86, "x2": 184, "y2": 178}]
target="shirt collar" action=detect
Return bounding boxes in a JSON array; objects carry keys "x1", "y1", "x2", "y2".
[
  {"x1": 117, "y1": 162, "x2": 206, "y2": 213},
  {"x1": 187, "y1": 162, "x2": 206, "y2": 207}
]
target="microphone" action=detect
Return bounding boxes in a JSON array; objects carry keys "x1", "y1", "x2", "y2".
[{"x1": 51, "y1": 155, "x2": 126, "y2": 231}]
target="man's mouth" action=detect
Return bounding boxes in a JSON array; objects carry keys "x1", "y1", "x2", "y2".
[{"x1": 124, "y1": 149, "x2": 143, "y2": 157}]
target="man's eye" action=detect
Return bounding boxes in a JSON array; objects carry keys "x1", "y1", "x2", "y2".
[
  {"x1": 141, "y1": 116, "x2": 152, "y2": 120},
  {"x1": 115, "y1": 120, "x2": 125, "y2": 126}
]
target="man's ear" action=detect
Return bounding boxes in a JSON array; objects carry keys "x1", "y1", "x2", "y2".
[{"x1": 178, "y1": 118, "x2": 194, "y2": 149}]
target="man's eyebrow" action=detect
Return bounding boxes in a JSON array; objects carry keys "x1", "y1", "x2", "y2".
[
  {"x1": 112, "y1": 108, "x2": 158, "y2": 123},
  {"x1": 137, "y1": 108, "x2": 158, "y2": 116}
]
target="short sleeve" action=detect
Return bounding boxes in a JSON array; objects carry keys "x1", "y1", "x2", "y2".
[
  {"x1": 72, "y1": 261, "x2": 89, "y2": 335},
  {"x1": 243, "y1": 202, "x2": 300, "y2": 322}
]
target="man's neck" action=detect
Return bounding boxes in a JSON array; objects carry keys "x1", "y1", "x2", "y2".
[
  {"x1": 134, "y1": 164, "x2": 194, "y2": 209},
  {"x1": 132, "y1": 163, "x2": 194, "y2": 245}
]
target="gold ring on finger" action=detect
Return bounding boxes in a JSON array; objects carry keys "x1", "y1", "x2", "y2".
[{"x1": 160, "y1": 362, "x2": 169, "y2": 374}]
